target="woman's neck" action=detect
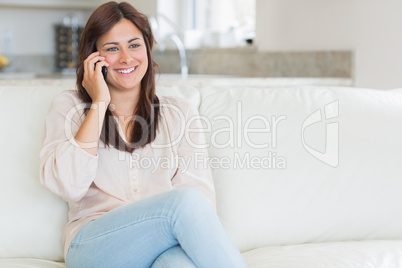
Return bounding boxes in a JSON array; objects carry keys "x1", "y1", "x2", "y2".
[{"x1": 109, "y1": 88, "x2": 140, "y2": 118}]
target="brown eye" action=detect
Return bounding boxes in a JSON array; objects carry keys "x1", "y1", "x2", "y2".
[{"x1": 106, "y1": 47, "x2": 118, "y2": 51}]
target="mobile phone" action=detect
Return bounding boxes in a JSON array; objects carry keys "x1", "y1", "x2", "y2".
[{"x1": 102, "y1": 66, "x2": 108, "y2": 82}]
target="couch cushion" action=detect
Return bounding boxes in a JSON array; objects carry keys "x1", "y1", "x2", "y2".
[
  {"x1": 0, "y1": 84, "x2": 199, "y2": 261},
  {"x1": 0, "y1": 258, "x2": 65, "y2": 268},
  {"x1": 198, "y1": 85, "x2": 402, "y2": 252},
  {"x1": 0, "y1": 86, "x2": 70, "y2": 261},
  {"x1": 242, "y1": 240, "x2": 402, "y2": 268}
]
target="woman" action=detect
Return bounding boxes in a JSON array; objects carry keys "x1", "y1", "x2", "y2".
[{"x1": 39, "y1": 1, "x2": 247, "y2": 267}]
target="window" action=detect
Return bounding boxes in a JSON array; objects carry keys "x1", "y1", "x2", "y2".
[{"x1": 157, "y1": 0, "x2": 255, "y2": 48}]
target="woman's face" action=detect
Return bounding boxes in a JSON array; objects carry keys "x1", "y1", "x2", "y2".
[{"x1": 96, "y1": 18, "x2": 148, "y2": 93}]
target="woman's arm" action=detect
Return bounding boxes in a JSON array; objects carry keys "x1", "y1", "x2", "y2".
[
  {"x1": 75, "y1": 51, "x2": 110, "y2": 156},
  {"x1": 39, "y1": 52, "x2": 110, "y2": 202},
  {"x1": 74, "y1": 100, "x2": 108, "y2": 156},
  {"x1": 39, "y1": 91, "x2": 99, "y2": 203}
]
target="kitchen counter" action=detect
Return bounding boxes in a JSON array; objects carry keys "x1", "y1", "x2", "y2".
[{"x1": 5, "y1": 49, "x2": 353, "y2": 80}]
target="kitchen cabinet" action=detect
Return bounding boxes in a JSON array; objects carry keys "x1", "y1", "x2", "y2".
[{"x1": 0, "y1": 0, "x2": 104, "y2": 9}]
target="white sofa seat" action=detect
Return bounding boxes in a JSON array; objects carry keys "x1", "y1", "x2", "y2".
[
  {"x1": 242, "y1": 240, "x2": 402, "y2": 268},
  {"x1": 2, "y1": 240, "x2": 401, "y2": 268},
  {"x1": 0, "y1": 259, "x2": 65, "y2": 268}
]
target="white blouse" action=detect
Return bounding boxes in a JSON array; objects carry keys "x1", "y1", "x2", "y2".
[{"x1": 39, "y1": 90, "x2": 216, "y2": 259}]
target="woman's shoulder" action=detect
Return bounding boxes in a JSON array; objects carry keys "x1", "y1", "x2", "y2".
[
  {"x1": 158, "y1": 95, "x2": 195, "y2": 115},
  {"x1": 157, "y1": 96, "x2": 200, "y2": 125},
  {"x1": 159, "y1": 95, "x2": 191, "y2": 107},
  {"x1": 50, "y1": 89, "x2": 89, "y2": 111},
  {"x1": 53, "y1": 89, "x2": 82, "y2": 104},
  {"x1": 48, "y1": 90, "x2": 87, "y2": 121}
]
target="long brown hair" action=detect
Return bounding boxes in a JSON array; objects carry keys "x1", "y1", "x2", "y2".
[{"x1": 76, "y1": 1, "x2": 160, "y2": 153}]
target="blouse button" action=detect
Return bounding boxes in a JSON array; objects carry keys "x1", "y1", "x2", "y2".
[{"x1": 133, "y1": 188, "x2": 139, "y2": 192}]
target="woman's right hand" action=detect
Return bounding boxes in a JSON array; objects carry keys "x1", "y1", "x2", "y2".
[{"x1": 82, "y1": 51, "x2": 110, "y2": 104}]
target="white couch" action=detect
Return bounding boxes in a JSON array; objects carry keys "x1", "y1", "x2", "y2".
[{"x1": 1, "y1": 82, "x2": 402, "y2": 267}]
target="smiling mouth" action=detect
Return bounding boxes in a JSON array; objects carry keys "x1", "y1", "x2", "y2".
[{"x1": 116, "y1": 67, "x2": 136, "y2": 74}]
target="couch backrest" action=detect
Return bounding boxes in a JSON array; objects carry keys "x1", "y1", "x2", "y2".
[
  {"x1": 0, "y1": 84, "x2": 200, "y2": 261},
  {"x1": 2, "y1": 83, "x2": 402, "y2": 260},
  {"x1": 0, "y1": 86, "x2": 68, "y2": 260},
  {"x1": 198, "y1": 85, "x2": 402, "y2": 252}
]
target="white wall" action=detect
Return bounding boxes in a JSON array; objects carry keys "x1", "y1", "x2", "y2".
[
  {"x1": 0, "y1": 7, "x2": 90, "y2": 56},
  {"x1": 255, "y1": 0, "x2": 402, "y2": 89},
  {"x1": 0, "y1": 1, "x2": 156, "y2": 56},
  {"x1": 128, "y1": 0, "x2": 157, "y2": 17}
]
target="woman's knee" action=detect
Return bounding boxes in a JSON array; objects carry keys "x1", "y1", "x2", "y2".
[
  {"x1": 169, "y1": 187, "x2": 213, "y2": 220},
  {"x1": 173, "y1": 188, "x2": 209, "y2": 208},
  {"x1": 151, "y1": 245, "x2": 196, "y2": 268}
]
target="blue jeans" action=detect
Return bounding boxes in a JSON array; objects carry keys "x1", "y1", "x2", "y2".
[{"x1": 66, "y1": 188, "x2": 247, "y2": 268}]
